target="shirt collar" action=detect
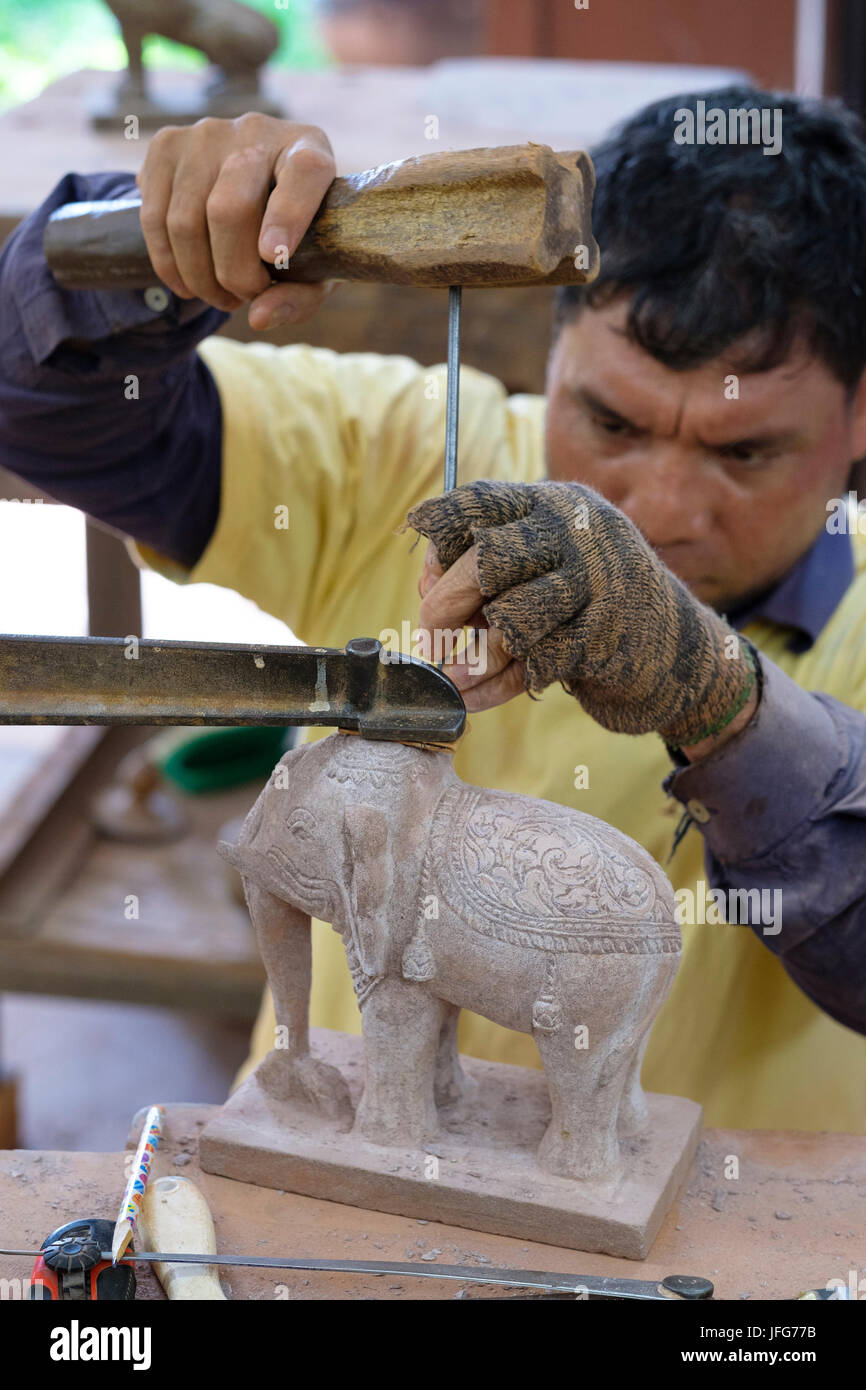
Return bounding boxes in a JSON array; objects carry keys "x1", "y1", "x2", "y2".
[{"x1": 726, "y1": 524, "x2": 854, "y2": 652}]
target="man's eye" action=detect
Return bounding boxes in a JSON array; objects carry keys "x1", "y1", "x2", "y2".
[
  {"x1": 595, "y1": 415, "x2": 630, "y2": 436},
  {"x1": 720, "y1": 443, "x2": 759, "y2": 463}
]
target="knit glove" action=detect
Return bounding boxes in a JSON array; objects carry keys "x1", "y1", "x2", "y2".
[{"x1": 406, "y1": 479, "x2": 758, "y2": 747}]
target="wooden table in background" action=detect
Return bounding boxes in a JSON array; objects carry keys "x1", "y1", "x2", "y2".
[{"x1": 0, "y1": 728, "x2": 264, "y2": 1017}]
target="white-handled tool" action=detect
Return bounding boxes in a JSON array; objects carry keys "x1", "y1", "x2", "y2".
[{"x1": 139, "y1": 1175, "x2": 227, "y2": 1300}]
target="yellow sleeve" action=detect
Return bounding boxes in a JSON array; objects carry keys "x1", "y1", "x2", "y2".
[{"x1": 128, "y1": 335, "x2": 545, "y2": 640}]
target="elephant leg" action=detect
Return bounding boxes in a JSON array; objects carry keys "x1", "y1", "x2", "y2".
[
  {"x1": 617, "y1": 1028, "x2": 651, "y2": 1137},
  {"x1": 243, "y1": 879, "x2": 353, "y2": 1125},
  {"x1": 355, "y1": 979, "x2": 446, "y2": 1148},
  {"x1": 617, "y1": 961, "x2": 676, "y2": 1137},
  {"x1": 534, "y1": 1025, "x2": 632, "y2": 1183},
  {"x1": 433, "y1": 1004, "x2": 469, "y2": 1109}
]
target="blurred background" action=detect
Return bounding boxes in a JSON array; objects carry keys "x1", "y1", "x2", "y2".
[
  {"x1": 3, "y1": 0, "x2": 865, "y2": 114},
  {"x1": 0, "y1": 0, "x2": 861, "y2": 1154}
]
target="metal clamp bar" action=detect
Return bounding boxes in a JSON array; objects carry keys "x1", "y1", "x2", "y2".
[{"x1": 0, "y1": 635, "x2": 465, "y2": 743}]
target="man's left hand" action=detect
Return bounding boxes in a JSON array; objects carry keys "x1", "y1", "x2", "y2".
[{"x1": 408, "y1": 479, "x2": 760, "y2": 754}]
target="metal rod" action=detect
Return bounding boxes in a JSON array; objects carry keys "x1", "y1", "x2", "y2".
[
  {"x1": 444, "y1": 285, "x2": 462, "y2": 492},
  {"x1": 0, "y1": 1247, "x2": 708, "y2": 1299}
]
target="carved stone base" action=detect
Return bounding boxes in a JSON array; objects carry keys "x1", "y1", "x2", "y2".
[{"x1": 199, "y1": 1029, "x2": 702, "y2": 1259}]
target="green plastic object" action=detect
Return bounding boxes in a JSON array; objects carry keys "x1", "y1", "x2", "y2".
[{"x1": 158, "y1": 726, "x2": 292, "y2": 794}]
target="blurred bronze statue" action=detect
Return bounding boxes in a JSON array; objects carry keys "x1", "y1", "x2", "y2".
[{"x1": 93, "y1": 0, "x2": 283, "y2": 128}]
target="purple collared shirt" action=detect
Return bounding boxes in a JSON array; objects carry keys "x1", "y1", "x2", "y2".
[{"x1": 1, "y1": 172, "x2": 865, "y2": 1036}]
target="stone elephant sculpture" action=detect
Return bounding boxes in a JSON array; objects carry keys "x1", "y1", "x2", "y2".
[{"x1": 219, "y1": 732, "x2": 681, "y2": 1183}]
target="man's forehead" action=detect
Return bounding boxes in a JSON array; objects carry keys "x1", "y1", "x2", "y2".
[{"x1": 553, "y1": 300, "x2": 839, "y2": 427}]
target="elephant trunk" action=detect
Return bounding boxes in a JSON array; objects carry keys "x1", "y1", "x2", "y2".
[{"x1": 218, "y1": 838, "x2": 314, "y2": 1059}]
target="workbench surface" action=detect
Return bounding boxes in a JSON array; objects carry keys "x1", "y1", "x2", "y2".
[{"x1": 1, "y1": 1105, "x2": 863, "y2": 1300}]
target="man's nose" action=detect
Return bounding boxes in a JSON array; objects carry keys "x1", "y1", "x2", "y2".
[{"x1": 616, "y1": 450, "x2": 712, "y2": 548}]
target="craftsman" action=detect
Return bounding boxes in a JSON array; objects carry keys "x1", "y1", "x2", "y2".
[{"x1": 1, "y1": 85, "x2": 864, "y2": 1134}]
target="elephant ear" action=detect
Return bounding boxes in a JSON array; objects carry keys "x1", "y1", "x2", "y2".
[{"x1": 343, "y1": 803, "x2": 391, "y2": 979}]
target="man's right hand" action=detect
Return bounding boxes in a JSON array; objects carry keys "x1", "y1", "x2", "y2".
[{"x1": 136, "y1": 114, "x2": 337, "y2": 329}]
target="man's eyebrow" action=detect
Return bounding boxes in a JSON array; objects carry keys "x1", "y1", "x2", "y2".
[
  {"x1": 703, "y1": 427, "x2": 805, "y2": 453},
  {"x1": 571, "y1": 385, "x2": 641, "y2": 428},
  {"x1": 572, "y1": 384, "x2": 806, "y2": 452}
]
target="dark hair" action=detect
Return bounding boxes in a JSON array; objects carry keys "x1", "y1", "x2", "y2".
[{"x1": 557, "y1": 85, "x2": 866, "y2": 389}]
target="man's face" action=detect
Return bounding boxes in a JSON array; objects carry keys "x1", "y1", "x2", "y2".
[{"x1": 545, "y1": 298, "x2": 866, "y2": 611}]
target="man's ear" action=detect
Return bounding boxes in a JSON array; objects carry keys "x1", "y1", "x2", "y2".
[{"x1": 342, "y1": 804, "x2": 391, "y2": 977}]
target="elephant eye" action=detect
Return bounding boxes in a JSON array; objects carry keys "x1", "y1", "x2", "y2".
[{"x1": 286, "y1": 809, "x2": 316, "y2": 840}]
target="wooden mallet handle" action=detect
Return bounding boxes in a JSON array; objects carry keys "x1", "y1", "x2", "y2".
[{"x1": 44, "y1": 143, "x2": 598, "y2": 291}]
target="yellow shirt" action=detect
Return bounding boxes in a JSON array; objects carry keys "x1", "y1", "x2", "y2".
[{"x1": 132, "y1": 335, "x2": 866, "y2": 1133}]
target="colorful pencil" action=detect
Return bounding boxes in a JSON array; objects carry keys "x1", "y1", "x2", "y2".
[{"x1": 111, "y1": 1104, "x2": 166, "y2": 1264}]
